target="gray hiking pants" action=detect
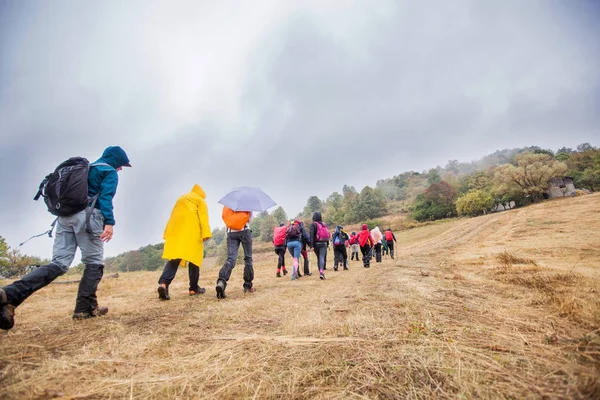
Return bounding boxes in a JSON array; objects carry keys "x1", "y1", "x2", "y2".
[
  {"x1": 2, "y1": 208, "x2": 105, "y2": 309},
  {"x1": 52, "y1": 208, "x2": 105, "y2": 268}
]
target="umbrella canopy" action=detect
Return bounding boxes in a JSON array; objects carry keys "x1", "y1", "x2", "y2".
[{"x1": 218, "y1": 186, "x2": 276, "y2": 212}]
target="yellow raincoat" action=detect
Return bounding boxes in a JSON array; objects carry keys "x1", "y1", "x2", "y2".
[{"x1": 162, "y1": 184, "x2": 212, "y2": 267}]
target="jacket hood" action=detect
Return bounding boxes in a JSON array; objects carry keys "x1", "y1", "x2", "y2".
[
  {"x1": 312, "y1": 212, "x2": 322, "y2": 222},
  {"x1": 99, "y1": 146, "x2": 131, "y2": 169},
  {"x1": 361, "y1": 224, "x2": 368, "y2": 230},
  {"x1": 373, "y1": 226, "x2": 381, "y2": 233},
  {"x1": 98, "y1": 146, "x2": 131, "y2": 169},
  {"x1": 191, "y1": 184, "x2": 206, "y2": 199}
]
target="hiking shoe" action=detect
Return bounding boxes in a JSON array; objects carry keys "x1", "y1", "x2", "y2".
[
  {"x1": 158, "y1": 284, "x2": 170, "y2": 300},
  {"x1": 73, "y1": 306, "x2": 108, "y2": 320},
  {"x1": 343, "y1": 267, "x2": 349, "y2": 270},
  {"x1": 305, "y1": 272, "x2": 312, "y2": 276},
  {"x1": 320, "y1": 274, "x2": 325, "y2": 280},
  {"x1": 216, "y1": 281, "x2": 226, "y2": 299},
  {"x1": 276, "y1": 271, "x2": 281, "y2": 278},
  {"x1": 291, "y1": 275, "x2": 298, "y2": 281},
  {"x1": 94, "y1": 306, "x2": 109, "y2": 316},
  {"x1": 334, "y1": 267, "x2": 338, "y2": 272},
  {"x1": 189, "y1": 288, "x2": 206, "y2": 296},
  {"x1": 244, "y1": 287, "x2": 255, "y2": 293},
  {"x1": 283, "y1": 269, "x2": 288, "y2": 276},
  {"x1": 0, "y1": 289, "x2": 15, "y2": 331}
]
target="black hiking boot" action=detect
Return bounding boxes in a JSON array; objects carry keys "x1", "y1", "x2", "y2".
[
  {"x1": 189, "y1": 288, "x2": 206, "y2": 296},
  {"x1": 216, "y1": 281, "x2": 226, "y2": 299},
  {"x1": 0, "y1": 288, "x2": 15, "y2": 331},
  {"x1": 158, "y1": 284, "x2": 170, "y2": 300},
  {"x1": 73, "y1": 306, "x2": 108, "y2": 320}
]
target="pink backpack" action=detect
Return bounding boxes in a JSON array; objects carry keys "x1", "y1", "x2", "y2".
[{"x1": 315, "y1": 221, "x2": 330, "y2": 242}]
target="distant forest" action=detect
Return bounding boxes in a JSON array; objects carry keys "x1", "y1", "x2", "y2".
[{"x1": 1, "y1": 143, "x2": 597, "y2": 276}]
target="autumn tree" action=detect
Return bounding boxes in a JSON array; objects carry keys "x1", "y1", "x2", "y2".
[
  {"x1": 210, "y1": 227, "x2": 226, "y2": 246},
  {"x1": 260, "y1": 214, "x2": 277, "y2": 242},
  {"x1": 455, "y1": 190, "x2": 495, "y2": 217},
  {"x1": 0, "y1": 236, "x2": 49, "y2": 278},
  {"x1": 566, "y1": 146, "x2": 600, "y2": 191},
  {"x1": 271, "y1": 207, "x2": 288, "y2": 225},
  {"x1": 426, "y1": 168, "x2": 442, "y2": 184},
  {"x1": 0, "y1": 236, "x2": 8, "y2": 269},
  {"x1": 352, "y1": 187, "x2": 387, "y2": 221},
  {"x1": 458, "y1": 170, "x2": 493, "y2": 194},
  {"x1": 341, "y1": 185, "x2": 359, "y2": 222},
  {"x1": 249, "y1": 214, "x2": 263, "y2": 238},
  {"x1": 411, "y1": 180, "x2": 458, "y2": 221},
  {"x1": 324, "y1": 192, "x2": 344, "y2": 225},
  {"x1": 494, "y1": 153, "x2": 567, "y2": 202},
  {"x1": 302, "y1": 196, "x2": 323, "y2": 219}
]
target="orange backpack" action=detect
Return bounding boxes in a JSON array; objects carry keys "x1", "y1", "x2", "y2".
[{"x1": 222, "y1": 206, "x2": 251, "y2": 230}]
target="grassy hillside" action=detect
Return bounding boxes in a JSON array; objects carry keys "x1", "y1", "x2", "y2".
[{"x1": 1, "y1": 194, "x2": 599, "y2": 399}]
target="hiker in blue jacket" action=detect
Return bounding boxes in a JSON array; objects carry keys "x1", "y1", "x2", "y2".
[
  {"x1": 0, "y1": 146, "x2": 131, "y2": 330},
  {"x1": 332, "y1": 225, "x2": 350, "y2": 271}
]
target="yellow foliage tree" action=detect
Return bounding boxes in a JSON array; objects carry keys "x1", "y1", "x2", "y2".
[
  {"x1": 494, "y1": 153, "x2": 567, "y2": 202},
  {"x1": 456, "y1": 190, "x2": 495, "y2": 216}
]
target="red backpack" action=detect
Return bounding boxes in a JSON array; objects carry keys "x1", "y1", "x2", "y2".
[
  {"x1": 349, "y1": 235, "x2": 357, "y2": 245},
  {"x1": 315, "y1": 221, "x2": 330, "y2": 242},
  {"x1": 385, "y1": 231, "x2": 393, "y2": 241},
  {"x1": 273, "y1": 226, "x2": 287, "y2": 246}
]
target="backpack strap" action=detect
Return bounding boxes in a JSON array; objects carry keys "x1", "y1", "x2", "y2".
[
  {"x1": 83, "y1": 162, "x2": 112, "y2": 234},
  {"x1": 33, "y1": 173, "x2": 52, "y2": 201},
  {"x1": 90, "y1": 162, "x2": 112, "y2": 168},
  {"x1": 84, "y1": 193, "x2": 101, "y2": 234},
  {"x1": 19, "y1": 218, "x2": 58, "y2": 247}
]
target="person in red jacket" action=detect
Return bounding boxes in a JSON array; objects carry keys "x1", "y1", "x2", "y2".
[
  {"x1": 349, "y1": 232, "x2": 360, "y2": 261},
  {"x1": 273, "y1": 223, "x2": 288, "y2": 277},
  {"x1": 384, "y1": 228, "x2": 398, "y2": 259},
  {"x1": 357, "y1": 224, "x2": 374, "y2": 268}
]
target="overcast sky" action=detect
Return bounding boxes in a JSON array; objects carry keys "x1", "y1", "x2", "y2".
[{"x1": 1, "y1": 0, "x2": 598, "y2": 262}]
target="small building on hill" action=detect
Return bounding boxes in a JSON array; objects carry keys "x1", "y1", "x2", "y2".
[{"x1": 546, "y1": 176, "x2": 575, "y2": 199}]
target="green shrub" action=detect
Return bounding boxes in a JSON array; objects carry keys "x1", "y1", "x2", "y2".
[{"x1": 456, "y1": 190, "x2": 495, "y2": 217}]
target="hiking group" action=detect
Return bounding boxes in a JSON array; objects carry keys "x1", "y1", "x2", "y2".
[
  {"x1": 273, "y1": 218, "x2": 398, "y2": 280},
  {"x1": 0, "y1": 146, "x2": 397, "y2": 331}
]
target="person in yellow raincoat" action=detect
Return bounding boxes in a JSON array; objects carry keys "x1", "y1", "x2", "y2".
[{"x1": 157, "y1": 184, "x2": 212, "y2": 300}]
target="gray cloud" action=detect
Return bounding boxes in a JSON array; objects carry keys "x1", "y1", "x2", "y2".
[{"x1": 1, "y1": 0, "x2": 598, "y2": 261}]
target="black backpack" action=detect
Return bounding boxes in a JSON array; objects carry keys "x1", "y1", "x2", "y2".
[
  {"x1": 34, "y1": 157, "x2": 100, "y2": 217},
  {"x1": 286, "y1": 222, "x2": 302, "y2": 240}
]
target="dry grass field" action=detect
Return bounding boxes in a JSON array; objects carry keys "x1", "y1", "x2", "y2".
[{"x1": 1, "y1": 194, "x2": 599, "y2": 399}]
